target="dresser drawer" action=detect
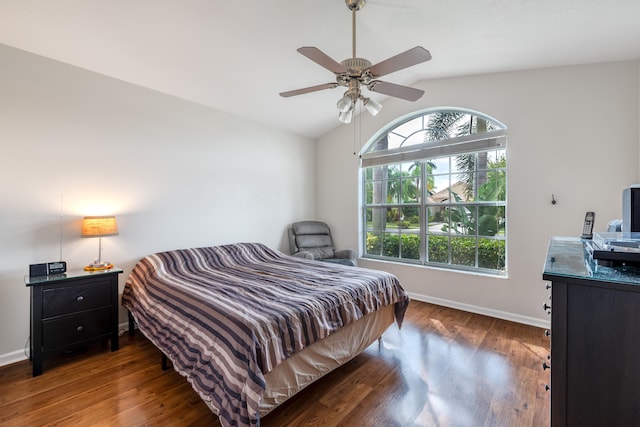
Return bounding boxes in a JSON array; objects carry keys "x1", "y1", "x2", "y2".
[
  {"x1": 42, "y1": 307, "x2": 112, "y2": 350},
  {"x1": 42, "y1": 279, "x2": 112, "y2": 318}
]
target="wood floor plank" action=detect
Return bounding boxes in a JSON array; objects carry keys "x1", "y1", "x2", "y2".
[{"x1": 0, "y1": 300, "x2": 550, "y2": 426}]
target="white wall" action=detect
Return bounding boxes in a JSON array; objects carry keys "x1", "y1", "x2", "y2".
[
  {"x1": 0, "y1": 44, "x2": 316, "y2": 363},
  {"x1": 317, "y1": 60, "x2": 640, "y2": 327}
]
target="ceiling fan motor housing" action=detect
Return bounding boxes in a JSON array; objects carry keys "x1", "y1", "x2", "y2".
[
  {"x1": 338, "y1": 58, "x2": 374, "y2": 89},
  {"x1": 340, "y1": 57, "x2": 372, "y2": 73}
]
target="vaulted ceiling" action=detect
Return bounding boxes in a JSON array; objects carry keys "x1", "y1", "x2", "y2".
[{"x1": 1, "y1": 0, "x2": 639, "y2": 139}]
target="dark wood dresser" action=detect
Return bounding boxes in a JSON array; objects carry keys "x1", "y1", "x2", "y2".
[
  {"x1": 25, "y1": 268, "x2": 123, "y2": 376},
  {"x1": 543, "y1": 237, "x2": 640, "y2": 426}
]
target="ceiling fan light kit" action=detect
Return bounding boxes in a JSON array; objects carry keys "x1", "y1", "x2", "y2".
[{"x1": 280, "y1": 0, "x2": 431, "y2": 124}]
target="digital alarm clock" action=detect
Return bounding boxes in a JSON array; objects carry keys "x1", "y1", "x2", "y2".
[{"x1": 29, "y1": 261, "x2": 67, "y2": 277}]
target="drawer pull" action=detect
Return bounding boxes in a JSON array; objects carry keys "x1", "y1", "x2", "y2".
[
  {"x1": 76, "y1": 325, "x2": 84, "y2": 332},
  {"x1": 76, "y1": 295, "x2": 84, "y2": 302},
  {"x1": 543, "y1": 303, "x2": 551, "y2": 314},
  {"x1": 544, "y1": 384, "x2": 550, "y2": 391},
  {"x1": 544, "y1": 329, "x2": 551, "y2": 337},
  {"x1": 542, "y1": 361, "x2": 551, "y2": 370}
]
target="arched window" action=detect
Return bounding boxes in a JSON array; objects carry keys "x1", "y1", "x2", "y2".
[{"x1": 360, "y1": 108, "x2": 507, "y2": 275}]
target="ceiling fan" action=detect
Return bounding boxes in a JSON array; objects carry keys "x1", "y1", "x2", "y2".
[{"x1": 279, "y1": 0, "x2": 431, "y2": 124}]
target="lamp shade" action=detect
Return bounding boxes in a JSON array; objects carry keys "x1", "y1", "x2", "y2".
[{"x1": 81, "y1": 216, "x2": 119, "y2": 237}]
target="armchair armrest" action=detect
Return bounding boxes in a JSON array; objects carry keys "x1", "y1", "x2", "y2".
[{"x1": 334, "y1": 249, "x2": 357, "y2": 260}]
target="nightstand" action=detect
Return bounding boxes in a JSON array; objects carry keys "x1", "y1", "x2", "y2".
[{"x1": 25, "y1": 267, "x2": 123, "y2": 376}]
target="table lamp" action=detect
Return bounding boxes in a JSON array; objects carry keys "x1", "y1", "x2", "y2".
[{"x1": 81, "y1": 216, "x2": 118, "y2": 268}]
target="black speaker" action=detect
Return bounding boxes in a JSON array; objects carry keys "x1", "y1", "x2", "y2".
[{"x1": 29, "y1": 263, "x2": 48, "y2": 277}]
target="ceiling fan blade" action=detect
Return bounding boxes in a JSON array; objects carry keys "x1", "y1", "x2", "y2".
[
  {"x1": 297, "y1": 47, "x2": 347, "y2": 74},
  {"x1": 368, "y1": 81, "x2": 425, "y2": 102},
  {"x1": 368, "y1": 46, "x2": 432, "y2": 77},
  {"x1": 279, "y1": 83, "x2": 338, "y2": 98}
]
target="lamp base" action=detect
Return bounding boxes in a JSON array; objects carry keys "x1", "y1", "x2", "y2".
[
  {"x1": 84, "y1": 262, "x2": 114, "y2": 272},
  {"x1": 90, "y1": 261, "x2": 109, "y2": 268}
]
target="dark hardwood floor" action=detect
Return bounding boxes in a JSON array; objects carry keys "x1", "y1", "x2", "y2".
[{"x1": 0, "y1": 300, "x2": 550, "y2": 426}]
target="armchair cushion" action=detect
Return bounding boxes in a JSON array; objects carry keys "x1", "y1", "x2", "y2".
[{"x1": 295, "y1": 234, "x2": 334, "y2": 260}]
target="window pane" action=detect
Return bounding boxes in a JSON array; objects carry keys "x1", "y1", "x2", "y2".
[
  {"x1": 478, "y1": 169, "x2": 506, "y2": 202},
  {"x1": 366, "y1": 232, "x2": 382, "y2": 255},
  {"x1": 387, "y1": 180, "x2": 401, "y2": 204},
  {"x1": 369, "y1": 166, "x2": 387, "y2": 205},
  {"x1": 364, "y1": 167, "x2": 374, "y2": 181},
  {"x1": 446, "y1": 205, "x2": 477, "y2": 236},
  {"x1": 430, "y1": 157, "x2": 450, "y2": 175},
  {"x1": 387, "y1": 164, "x2": 401, "y2": 179},
  {"x1": 478, "y1": 238, "x2": 505, "y2": 270},
  {"x1": 382, "y1": 232, "x2": 400, "y2": 257},
  {"x1": 427, "y1": 235, "x2": 449, "y2": 263},
  {"x1": 451, "y1": 175, "x2": 474, "y2": 203},
  {"x1": 451, "y1": 237, "x2": 476, "y2": 267},
  {"x1": 429, "y1": 175, "x2": 450, "y2": 202},
  {"x1": 402, "y1": 178, "x2": 420, "y2": 203},
  {"x1": 365, "y1": 181, "x2": 374, "y2": 204},
  {"x1": 400, "y1": 207, "x2": 420, "y2": 229},
  {"x1": 386, "y1": 133, "x2": 404, "y2": 150},
  {"x1": 392, "y1": 116, "x2": 423, "y2": 139},
  {"x1": 478, "y1": 206, "x2": 501, "y2": 237},
  {"x1": 368, "y1": 207, "x2": 386, "y2": 232},
  {"x1": 401, "y1": 161, "x2": 419, "y2": 174},
  {"x1": 400, "y1": 207, "x2": 420, "y2": 261},
  {"x1": 487, "y1": 148, "x2": 506, "y2": 165},
  {"x1": 401, "y1": 232, "x2": 420, "y2": 260},
  {"x1": 427, "y1": 206, "x2": 448, "y2": 234},
  {"x1": 404, "y1": 130, "x2": 429, "y2": 147}
]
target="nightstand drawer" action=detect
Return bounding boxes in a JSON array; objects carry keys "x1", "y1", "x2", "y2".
[
  {"x1": 42, "y1": 307, "x2": 112, "y2": 350},
  {"x1": 42, "y1": 279, "x2": 112, "y2": 318}
]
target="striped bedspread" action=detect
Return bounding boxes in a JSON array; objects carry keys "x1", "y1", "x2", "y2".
[{"x1": 121, "y1": 242, "x2": 408, "y2": 427}]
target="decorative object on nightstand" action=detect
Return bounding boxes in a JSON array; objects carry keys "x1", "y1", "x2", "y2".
[
  {"x1": 81, "y1": 216, "x2": 118, "y2": 269},
  {"x1": 25, "y1": 267, "x2": 123, "y2": 376}
]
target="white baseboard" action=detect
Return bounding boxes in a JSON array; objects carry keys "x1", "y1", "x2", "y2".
[
  {"x1": 0, "y1": 321, "x2": 133, "y2": 369},
  {"x1": 408, "y1": 292, "x2": 551, "y2": 329},
  {"x1": 0, "y1": 349, "x2": 28, "y2": 368}
]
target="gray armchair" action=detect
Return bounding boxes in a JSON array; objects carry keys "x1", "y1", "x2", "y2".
[{"x1": 288, "y1": 220, "x2": 357, "y2": 266}]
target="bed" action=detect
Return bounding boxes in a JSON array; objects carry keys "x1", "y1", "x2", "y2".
[{"x1": 121, "y1": 242, "x2": 409, "y2": 427}]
